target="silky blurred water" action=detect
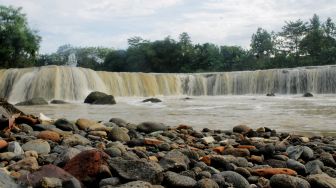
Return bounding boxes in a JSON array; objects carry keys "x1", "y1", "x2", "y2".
[{"x1": 17, "y1": 95, "x2": 336, "y2": 136}]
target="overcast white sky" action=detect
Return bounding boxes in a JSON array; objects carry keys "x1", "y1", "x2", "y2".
[{"x1": 1, "y1": 0, "x2": 335, "y2": 53}]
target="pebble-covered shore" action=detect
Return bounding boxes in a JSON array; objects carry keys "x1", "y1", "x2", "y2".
[{"x1": 1, "y1": 100, "x2": 336, "y2": 187}]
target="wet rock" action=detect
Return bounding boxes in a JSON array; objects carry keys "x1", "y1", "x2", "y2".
[
  {"x1": 64, "y1": 150, "x2": 111, "y2": 183},
  {"x1": 8, "y1": 157, "x2": 39, "y2": 171},
  {"x1": 50, "y1": 99, "x2": 69, "y2": 104},
  {"x1": 76, "y1": 118, "x2": 107, "y2": 131},
  {"x1": 223, "y1": 148, "x2": 250, "y2": 157},
  {"x1": 84, "y1": 91, "x2": 116, "y2": 105},
  {"x1": 320, "y1": 152, "x2": 336, "y2": 167},
  {"x1": 164, "y1": 171, "x2": 197, "y2": 187},
  {"x1": 233, "y1": 125, "x2": 252, "y2": 134},
  {"x1": 252, "y1": 168, "x2": 297, "y2": 177},
  {"x1": 265, "y1": 159, "x2": 287, "y2": 168},
  {"x1": 19, "y1": 164, "x2": 81, "y2": 187},
  {"x1": 53, "y1": 147, "x2": 81, "y2": 166},
  {"x1": 307, "y1": 173, "x2": 336, "y2": 188},
  {"x1": 109, "y1": 158, "x2": 164, "y2": 184},
  {"x1": 266, "y1": 93, "x2": 275, "y2": 96},
  {"x1": 159, "y1": 150, "x2": 190, "y2": 171},
  {"x1": 0, "y1": 170, "x2": 22, "y2": 188},
  {"x1": 270, "y1": 174, "x2": 311, "y2": 188},
  {"x1": 99, "y1": 177, "x2": 120, "y2": 187},
  {"x1": 306, "y1": 160, "x2": 324, "y2": 174},
  {"x1": 16, "y1": 97, "x2": 48, "y2": 106},
  {"x1": 109, "y1": 118, "x2": 128, "y2": 127},
  {"x1": 22, "y1": 139, "x2": 50, "y2": 154},
  {"x1": 287, "y1": 159, "x2": 307, "y2": 175},
  {"x1": 54, "y1": 118, "x2": 78, "y2": 131},
  {"x1": 195, "y1": 178, "x2": 219, "y2": 188},
  {"x1": 142, "y1": 98, "x2": 162, "y2": 103},
  {"x1": 301, "y1": 146, "x2": 314, "y2": 160},
  {"x1": 137, "y1": 122, "x2": 168, "y2": 133},
  {"x1": 8, "y1": 141, "x2": 24, "y2": 155},
  {"x1": 303, "y1": 92, "x2": 314, "y2": 97},
  {"x1": 116, "y1": 181, "x2": 153, "y2": 188},
  {"x1": 108, "y1": 127, "x2": 130, "y2": 142},
  {"x1": 37, "y1": 130, "x2": 61, "y2": 142},
  {"x1": 286, "y1": 145, "x2": 304, "y2": 160},
  {"x1": 220, "y1": 171, "x2": 250, "y2": 188},
  {"x1": 62, "y1": 134, "x2": 91, "y2": 146}
]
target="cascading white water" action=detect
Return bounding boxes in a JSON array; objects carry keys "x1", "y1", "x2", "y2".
[{"x1": 0, "y1": 65, "x2": 336, "y2": 102}]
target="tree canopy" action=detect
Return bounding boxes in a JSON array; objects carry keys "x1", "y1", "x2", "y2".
[
  {"x1": 0, "y1": 5, "x2": 41, "y2": 68},
  {"x1": 0, "y1": 6, "x2": 335, "y2": 73}
]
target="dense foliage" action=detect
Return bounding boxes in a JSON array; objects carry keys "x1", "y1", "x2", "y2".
[
  {"x1": 1, "y1": 5, "x2": 336, "y2": 73},
  {"x1": 0, "y1": 5, "x2": 41, "y2": 68}
]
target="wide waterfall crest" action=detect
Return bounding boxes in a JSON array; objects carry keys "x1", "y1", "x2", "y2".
[{"x1": 0, "y1": 65, "x2": 335, "y2": 101}]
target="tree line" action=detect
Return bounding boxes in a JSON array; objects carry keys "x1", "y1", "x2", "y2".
[{"x1": 1, "y1": 5, "x2": 336, "y2": 72}]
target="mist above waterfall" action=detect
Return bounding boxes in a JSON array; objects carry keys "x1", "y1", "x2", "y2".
[{"x1": 0, "y1": 65, "x2": 336, "y2": 102}]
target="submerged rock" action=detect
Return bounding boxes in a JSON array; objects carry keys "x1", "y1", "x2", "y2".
[
  {"x1": 142, "y1": 98, "x2": 162, "y2": 103},
  {"x1": 303, "y1": 92, "x2": 314, "y2": 97},
  {"x1": 84, "y1": 91, "x2": 116, "y2": 105},
  {"x1": 16, "y1": 97, "x2": 48, "y2": 106},
  {"x1": 50, "y1": 99, "x2": 69, "y2": 104}
]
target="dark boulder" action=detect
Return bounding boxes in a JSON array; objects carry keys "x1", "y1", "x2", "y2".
[
  {"x1": 84, "y1": 91, "x2": 116, "y2": 105},
  {"x1": 16, "y1": 97, "x2": 48, "y2": 106},
  {"x1": 266, "y1": 93, "x2": 275, "y2": 96},
  {"x1": 50, "y1": 99, "x2": 69, "y2": 104},
  {"x1": 303, "y1": 92, "x2": 313, "y2": 97},
  {"x1": 142, "y1": 98, "x2": 162, "y2": 103}
]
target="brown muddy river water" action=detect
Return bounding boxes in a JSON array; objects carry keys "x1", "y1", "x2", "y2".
[{"x1": 17, "y1": 95, "x2": 336, "y2": 136}]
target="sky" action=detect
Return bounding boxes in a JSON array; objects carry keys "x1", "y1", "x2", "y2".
[{"x1": 1, "y1": 0, "x2": 336, "y2": 53}]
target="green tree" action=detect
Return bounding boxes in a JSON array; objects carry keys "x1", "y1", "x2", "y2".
[
  {"x1": 279, "y1": 20, "x2": 307, "y2": 57},
  {"x1": 0, "y1": 5, "x2": 41, "y2": 68},
  {"x1": 250, "y1": 28, "x2": 274, "y2": 57}
]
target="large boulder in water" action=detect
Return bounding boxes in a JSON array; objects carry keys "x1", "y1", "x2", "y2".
[
  {"x1": 303, "y1": 92, "x2": 313, "y2": 97},
  {"x1": 142, "y1": 98, "x2": 162, "y2": 103},
  {"x1": 16, "y1": 97, "x2": 48, "y2": 106},
  {"x1": 84, "y1": 91, "x2": 116, "y2": 105}
]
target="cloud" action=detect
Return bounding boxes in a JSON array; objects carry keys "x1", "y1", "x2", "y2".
[{"x1": 0, "y1": 0, "x2": 335, "y2": 53}]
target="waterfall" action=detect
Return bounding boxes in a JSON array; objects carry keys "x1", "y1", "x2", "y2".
[{"x1": 0, "y1": 65, "x2": 336, "y2": 102}]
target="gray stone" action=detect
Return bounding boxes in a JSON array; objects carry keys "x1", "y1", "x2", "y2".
[
  {"x1": 7, "y1": 141, "x2": 24, "y2": 155},
  {"x1": 220, "y1": 171, "x2": 250, "y2": 188},
  {"x1": 307, "y1": 173, "x2": 336, "y2": 188},
  {"x1": 323, "y1": 166, "x2": 336, "y2": 178},
  {"x1": 286, "y1": 146, "x2": 304, "y2": 160},
  {"x1": 137, "y1": 122, "x2": 168, "y2": 133},
  {"x1": 301, "y1": 146, "x2": 314, "y2": 160},
  {"x1": 306, "y1": 160, "x2": 324, "y2": 175},
  {"x1": 53, "y1": 147, "x2": 81, "y2": 166},
  {"x1": 116, "y1": 181, "x2": 153, "y2": 188},
  {"x1": 142, "y1": 98, "x2": 162, "y2": 103},
  {"x1": 287, "y1": 159, "x2": 307, "y2": 175},
  {"x1": 99, "y1": 177, "x2": 120, "y2": 187},
  {"x1": 54, "y1": 118, "x2": 78, "y2": 131},
  {"x1": 108, "y1": 127, "x2": 130, "y2": 142},
  {"x1": 159, "y1": 150, "x2": 190, "y2": 171},
  {"x1": 270, "y1": 174, "x2": 310, "y2": 188},
  {"x1": 0, "y1": 152, "x2": 16, "y2": 161},
  {"x1": 164, "y1": 171, "x2": 197, "y2": 187},
  {"x1": 0, "y1": 170, "x2": 22, "y2": 188},
  {"x1": 62, "y1": 134, "x2": 91, "y2": 146},
  {"x1": 109, "y1": 158, "x2": 164, "y2": 184},
  {"x1": 320, "y1": 152, "x2": 336, "y2": 167},
  {"x1": 109, "y1": 118, "x2": 128, "y2": 127},
  {"x1": 22, "y1": 139, "x2": 50, "y2": 154},
  {"x1": 195, "y1": 178, "x2": 219, "y2": 188},
  {"x1": 105, "y1": 147, "x2": 122, "y2": 157}
]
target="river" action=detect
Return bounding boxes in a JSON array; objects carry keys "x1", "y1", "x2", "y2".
[{"x1": 17, "y1": 95, "x2": 336, "y2": 136}]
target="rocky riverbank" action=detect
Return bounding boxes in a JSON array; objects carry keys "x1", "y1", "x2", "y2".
[{"x1": 0, "y1": 101, "x2": 336, "y2": 187}]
